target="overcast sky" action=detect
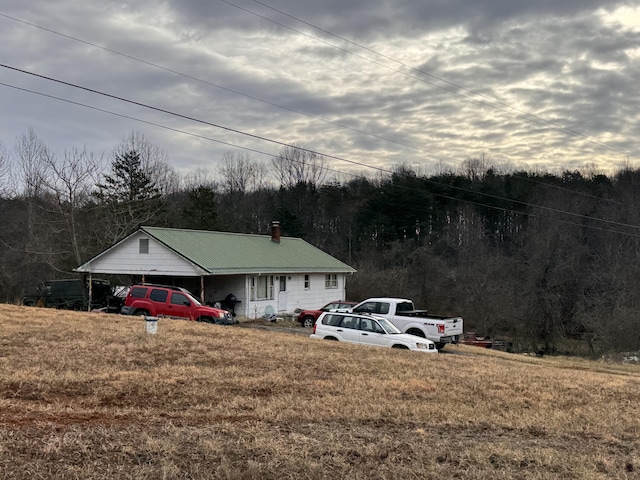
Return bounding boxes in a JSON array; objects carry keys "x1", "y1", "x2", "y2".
[{"x1": 1, "y1": 0, "x2": 639, "y2": 181}]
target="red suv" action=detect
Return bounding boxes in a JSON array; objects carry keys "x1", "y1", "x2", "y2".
[{"x1": 121, "y1": 284, "x2": 235, "y2": 324}]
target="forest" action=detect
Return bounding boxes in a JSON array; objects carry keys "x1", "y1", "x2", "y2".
[{"x1": 1, "y1": 129, "x2": 639, "y2": 356}]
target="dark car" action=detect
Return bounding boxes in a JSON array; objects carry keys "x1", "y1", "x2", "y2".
[
  {"x1": 120, "y1": 283, "x2": 235, "y2": 324},
  {"x1": 297, "y1": 301, "x2": 358, "y2": 328},
  {"x1": 23, "y1": 278, "x2": 113, "y2": 311}
]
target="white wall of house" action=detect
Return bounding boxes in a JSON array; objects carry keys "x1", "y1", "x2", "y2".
[
  {"x1": 285, "y1": 273, "x2": 347, "y2": 311},
  {"x1": 239, "y1": 272, "x2": 349, "y2": 319},
  {"x1": 87, "y1": 232, "x2": 202, "y2": 276}
]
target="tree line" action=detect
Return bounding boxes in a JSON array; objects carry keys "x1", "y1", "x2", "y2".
[{"x1": 1, "y1": 129, "x2": 639, "y2": 356}]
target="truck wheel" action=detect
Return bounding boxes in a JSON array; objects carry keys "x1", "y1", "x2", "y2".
[
  {"x1": 324, "y1": 337, "x2": 338, "y2": 341},
  {"x1": 134, "y1": 309, "x2": 149, "y2": 316},
  {"x1": 406, "y1": 328, "x2": 425, "y2": 338},
  {"x1": 392, "y1": 344, "x2": 409, "y2": 349},
  {"x1": 436, "y1": 343, "x2": 447, "y2": 351},
  {"x1": 302, "y1": 316, "x2": 315, "y2": 328}
]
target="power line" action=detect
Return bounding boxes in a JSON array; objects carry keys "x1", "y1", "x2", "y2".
[
  {"x1": 230, "y1": 1, "x2": 640, "y2": 210},
  {"x1": 0, "y1": 63, "x2": 376, "y2": 171},
  {"x1": 0, "y1": 12, "x2": 446, "y2": 162},
  {"x1": 3, "y1": 64, "x2": 640, "y2": 237},
  {"x1": 2, "y1": 11, "x2": 635, "y2": 212},
  {"x1": 0, "y1": 81, "x2": 275, "y2": 159},
  {"x1": 223, "y1": 0, "x2": 630, "y2": 156}
]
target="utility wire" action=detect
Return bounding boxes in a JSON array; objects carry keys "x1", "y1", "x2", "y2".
[
  {"x1": 225, "y1": 0, "x2": 629, "y2": 155},
  {"x1": 0, "y1": 12, "x2": 445, "y2": 161},
  {"x1": 3, "y1": 64, "x2": 640, "y2": 236},
  {"x1": 6, "y1": 79, "x2": 640, "y2": 241},
  {"x1": 1, "y1": 12, "x2": 636, "y2": 211},
  {"x1": 229, "y1": 1, "x2": 640, "y2": 210}
]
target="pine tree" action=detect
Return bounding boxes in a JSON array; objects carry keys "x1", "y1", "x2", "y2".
[
  {"x1": 95, "y1": 150, "x2": 159, "y2": 203},
  {"x1": 93, "y1": 150, "x2": 162, "y2": 245}
]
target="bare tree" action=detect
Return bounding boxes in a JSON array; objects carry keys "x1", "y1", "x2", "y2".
[
  {"x1": 460, "y1": 153, "x2": 492, "y2": 182},
  {"x1": 0, "y1": 141, "x2": 10, "y2": 197},
  {"x1": 39, "y1": 147, "x2": 104, "y2": 265},
  {"x1": 13, "y1": 128, "x2": 52, "y2": 198},
  {"x1": 181, "y1": 168, "x2": 218, "y2": 191},
  {"x1": 271, "y1": 144, "x2": 329, "y2": 188},
  {"x1": 219, "y1": 151, "x2": 267, "y2": 194}
]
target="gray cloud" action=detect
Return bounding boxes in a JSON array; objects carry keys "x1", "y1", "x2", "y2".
[{"x1": 0, "y1": 0, "x2": 638, "y2": 180}]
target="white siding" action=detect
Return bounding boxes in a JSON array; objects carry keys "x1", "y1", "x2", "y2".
[
  {"x1": 285, "y1": 273, "x2": 348, "y2": 310},
  {"x1": 86, "y1": 232, "x2": 203, "y2": 276},
  {"x1": 243, "y1": 273, "x2": 349, "y2": 318}
]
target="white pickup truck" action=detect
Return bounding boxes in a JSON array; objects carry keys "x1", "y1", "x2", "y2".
[{"x1": 347, "y1": 297, "x2": 463, "y2": 350}]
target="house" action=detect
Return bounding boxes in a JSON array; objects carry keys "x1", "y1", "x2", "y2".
[{"x1": 74, "y1": 223, "x2": 356, "y2": 318}]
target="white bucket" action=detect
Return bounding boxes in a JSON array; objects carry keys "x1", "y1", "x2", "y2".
[{"x1": 144, "y1": 316, "x2": 158, "y2": 334}]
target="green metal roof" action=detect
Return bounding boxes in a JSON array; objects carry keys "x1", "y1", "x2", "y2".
[{"x1": 141, "y1": 226, "x2": 356, "y2": 275}]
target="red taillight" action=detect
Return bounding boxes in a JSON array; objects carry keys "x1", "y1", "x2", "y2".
[
  {"x1": 437, "y1": 324, "x2": 445, "y2": 334},
  {"x1": 313, "y1": 322, "x2": 317, "y2": 334}
]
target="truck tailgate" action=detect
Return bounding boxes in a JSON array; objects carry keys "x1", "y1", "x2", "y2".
[{"x1": 443, "y1": 317, "x2": 463, "y2": 336}]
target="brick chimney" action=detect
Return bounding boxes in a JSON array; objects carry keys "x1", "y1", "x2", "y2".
[{"x1": 271, "y1": 221, "x2": 281, "y2": 243}]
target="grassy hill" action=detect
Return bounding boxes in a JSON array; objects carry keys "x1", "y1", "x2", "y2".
[{"x1": 0, "y1": 304, "x2": 638, "y2": 479}]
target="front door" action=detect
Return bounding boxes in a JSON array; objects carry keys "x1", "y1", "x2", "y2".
[{"x1": 277, "y1": 275, "x2": 287, "y2": 311}]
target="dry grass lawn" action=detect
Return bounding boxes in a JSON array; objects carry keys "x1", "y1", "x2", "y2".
[{"x1": 1, "y1": 304, "x2": 639, "y2": 479}]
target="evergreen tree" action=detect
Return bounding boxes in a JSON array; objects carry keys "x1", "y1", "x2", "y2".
[
  {"x1": 95, "y1": 150, "x2": 159, "y2": 204},
  {"x1": 183, "y1": 185, "x2": 219, "y2": 230},
  {"x1": 93, "y1": 150, "x2": 162, "y2": 245}
]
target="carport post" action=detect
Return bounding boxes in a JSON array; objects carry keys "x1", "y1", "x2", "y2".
[
  {"x1": 88, "y1": 272, "x2": 92, "y2": 312},
  {"x1": 200, "y1": 276, "x2": 205, "y2": 303}
]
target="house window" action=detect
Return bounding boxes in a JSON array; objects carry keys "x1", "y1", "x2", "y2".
[
  {"x1": 250, "y1": 275, "x2": 274, "y2": 300},
  {"x1": 279, "y1": 276, "x2": 287, "y2": 292},
  {"x1": 139, "y1": 238, "x2": 149, "y2": 254},
  {"x1": 304, "y1": 274, "x2": 310, "y2": 290},
  {"x1": 325, "y1": 274, "x2": 338, "y2": 289}
]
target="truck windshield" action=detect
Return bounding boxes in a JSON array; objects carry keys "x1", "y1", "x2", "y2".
[{"x1": 377, "y1": 317, "x2": 402, "y2": 334}]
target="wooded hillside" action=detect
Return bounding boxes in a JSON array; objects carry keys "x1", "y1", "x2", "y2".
[{"x1": 1, "y1": 130, "x2": 639, "y2": 355}]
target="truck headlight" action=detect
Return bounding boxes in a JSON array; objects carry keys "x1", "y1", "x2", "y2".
[
  {"x1": 217, "y1": 311, "x2": 225, "y2": 318},
  {"x1": 415, "y1": 343, "x2": 429, "y2": 349}
]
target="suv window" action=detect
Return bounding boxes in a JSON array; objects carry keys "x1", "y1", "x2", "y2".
[
  {"x1": 170, "y1": 292, "x2": 190, "y2": 306},
  {"x1": 130, "y1": 286, "x2": 148, "y2": 298},
  {"x1": 149, "y1": 289, "x2": 168, "y2": 303},
  {"x1": 322, "y1": 314, "x2": 343, "y2": 326},
  {"x1": 359, "y1": 318, "x2": 378, "y2": 332},
  {"x1": 339, "y1": 316, "x2": 359, "y2": 329}
]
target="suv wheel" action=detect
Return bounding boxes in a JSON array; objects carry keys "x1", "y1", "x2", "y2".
[
  {"x1": 134, "y1": 309, "x2": 150, "y2": 316},
  {"x1": 302, "y1": 316, "x2": 315, "y2": 328}
]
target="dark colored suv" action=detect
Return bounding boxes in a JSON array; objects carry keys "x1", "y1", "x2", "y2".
[{"x1": 120, "y1": 284, "x2": 235, "y2": 324}]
